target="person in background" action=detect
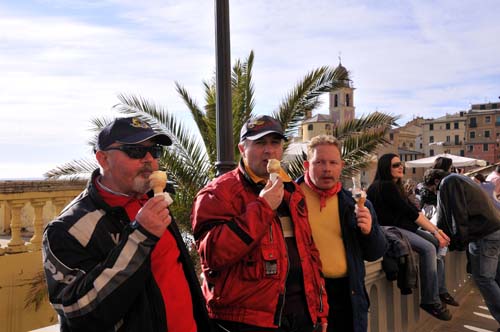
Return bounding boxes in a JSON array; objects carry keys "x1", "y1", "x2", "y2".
[
  {"x1": 42, "y1": 117, "x2": 212, "y2": 332},
  {"x1": 191, "y1": 115, "x2": 328, "y2": 332},
  {"x1": 297, "y1": 135, "x2": 387, "y2": 332},
  {"x1": 429, "y1": 169, "x2": 500, "y2": 331},
  {"x1": 367, "y1": 153, "x2": 452, "y2": 321},
  {"x1": 421, "y1": 169, "x2": 459, "y2": 307},
  {"x1": 424, "y1": 156, "x2": 459, "y2": 306},
  {"x1": 486, "y1": 167, "x2": 500, "y2": 201},
  {"x1": 473, "y1": 173, "x2": 500, "y2": 210}
]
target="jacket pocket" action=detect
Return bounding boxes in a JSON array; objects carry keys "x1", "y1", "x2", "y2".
[
  {"x1": 261, "y1": 245, "x2": 280, "y2": 280},
  {"x1": 241, "y1": 252, "x2": 262, "y2": 281}
]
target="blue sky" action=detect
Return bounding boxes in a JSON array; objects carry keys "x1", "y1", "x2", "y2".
[{"x1": 1, "y1": 0, "x2": 499, "y2": 179}]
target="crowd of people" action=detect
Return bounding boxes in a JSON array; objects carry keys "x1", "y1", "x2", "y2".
[{"x1": 41, "y1": 115, "x2": 500, "y2": 332}]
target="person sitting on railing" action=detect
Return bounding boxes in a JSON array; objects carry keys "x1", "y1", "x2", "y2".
[
  {"x1": 42, "y1": 117, "x2": 212, "y2": 332},
  {"x1": 367, "y1": 153, "x2": 452, "y2": 321}
]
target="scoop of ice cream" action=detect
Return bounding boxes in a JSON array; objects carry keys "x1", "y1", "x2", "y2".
[
  {"x1": 353, "y1": 190, "x2": 366, "y2": 207},
  {"x1": 149, "y1": 171, "x2": 167, "y2": 195},
  {"x1": 267, "y1": 159, "x2": 281, "y2": 173}
]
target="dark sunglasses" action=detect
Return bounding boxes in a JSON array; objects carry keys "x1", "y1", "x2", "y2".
[
  {"x1": 104, "y1": 145, "x2": 163, "y2": 159},
  {"x1": 391, "y1": 162, "x2": 404, "y2": 169}
]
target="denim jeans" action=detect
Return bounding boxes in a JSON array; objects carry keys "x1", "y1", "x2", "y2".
[
  {"x1": 398, "y1": 228, "x2": 440, "y2": 304},
  {"x1": 469, "y1": 229, "x2": 500, "y2": 324},
  {"x1": 416, "y1": 229, "x2": 448, "y2": 294}
]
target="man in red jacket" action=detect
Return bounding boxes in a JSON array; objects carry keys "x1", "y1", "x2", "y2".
[{"x1": 191, "y1": 115, "x2": 328, "y2": 332}]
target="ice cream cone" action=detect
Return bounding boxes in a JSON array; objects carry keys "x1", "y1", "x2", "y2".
[
  {"x1": 149, "y1": 171, "x2": 173, "y2": 205},
  {"x1": 356, "y1": 196, "x2": 366, "y2": 208},
  {"x1": 267, "y1": 159, "x2": 281, "y2": 182},
  {"x1": 149, "y1": 171, "x2": 167, "y2": 195}
]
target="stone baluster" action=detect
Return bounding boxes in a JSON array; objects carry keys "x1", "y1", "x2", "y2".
[
  {"x1": 28, "y1": 198, "x2": 47, "y2": 250},
  {"x1": 52, "y1": 197, "x2": 69, "y2": 217},
  {"x1": 6, "y1": 200, "x2": 28, "y2": 253}
]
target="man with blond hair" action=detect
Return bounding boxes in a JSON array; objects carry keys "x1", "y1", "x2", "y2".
[{"x1": 296, "y1": 135, "x2": 387, "y2": 332}]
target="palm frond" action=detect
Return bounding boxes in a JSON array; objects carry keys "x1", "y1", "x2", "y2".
[
  {"x1": 286, "y1": 152, "x2": 307, "y2": 180},
  {"x1": 274, "y1": 65, "x2": 350, "y2": 138},
  {"x1": 44, "y1": 158, "x2": 97, "y2": 180}
]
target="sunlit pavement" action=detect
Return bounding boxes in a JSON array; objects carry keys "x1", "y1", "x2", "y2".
[{"x1": 427, "y1": 284, "x2": 499, "y2": 332}]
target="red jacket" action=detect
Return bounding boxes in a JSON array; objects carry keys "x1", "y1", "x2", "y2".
[{"x1": 191, "y1": 165, "x2": 328, "y2": 328}]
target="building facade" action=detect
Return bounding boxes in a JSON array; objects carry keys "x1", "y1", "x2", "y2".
[
  {"x1": 422, "y1": 112, "x2": 467, "y2": 157},
  {"x1": 465, "y1": 102, "x2": 500, "y2": 164}
]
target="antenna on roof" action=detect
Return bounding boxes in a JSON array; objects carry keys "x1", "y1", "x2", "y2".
[{"x1": 338, "y1": 51, "x2": 342, "y2": 66}]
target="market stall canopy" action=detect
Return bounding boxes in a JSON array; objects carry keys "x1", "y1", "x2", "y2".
[{"x1": 405, "y1": 153, "x2": 487, "y2": 168}]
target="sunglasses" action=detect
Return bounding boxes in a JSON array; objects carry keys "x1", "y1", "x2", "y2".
[
  {"x1": 391, "y1": 162, "x2": 404, "y2": 169},
  {"x1": 104, "y1": 145, "x2": 163, "y2": 159}
]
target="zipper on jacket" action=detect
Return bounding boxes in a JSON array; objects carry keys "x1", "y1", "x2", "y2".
[
  {"x1": 319, "y1": 284, "x2": 324, "y2": 313},
  {"x1": 276, "y1": 219, "x2": 289, "y2": 327}
]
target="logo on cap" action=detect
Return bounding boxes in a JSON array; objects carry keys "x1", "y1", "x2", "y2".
[{"x1": 131, "y1": 117, "x2": 150, "y2": 129}]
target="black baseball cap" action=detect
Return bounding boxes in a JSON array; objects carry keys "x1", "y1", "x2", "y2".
[
  {"x1": 240, "y1": 115, "x2": 287, "y2": 142},
  {"x1": 96, "y1": 117, "x2": 172, "y2": 151}
]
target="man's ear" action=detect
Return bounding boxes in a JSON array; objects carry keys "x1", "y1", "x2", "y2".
[
  {"x1": 95, "y1": 151, "x2": 109, "y2": 170},
  {"x1": 238, "y1": 142, "x2": 245, "y2": 157},
  {"x1": 303, "y1": 160, "x2": 310, "y2": 171}
]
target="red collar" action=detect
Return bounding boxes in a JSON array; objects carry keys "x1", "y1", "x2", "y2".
[{"x1": 304, "y1": 172, "x2": 342, "y2": 211}]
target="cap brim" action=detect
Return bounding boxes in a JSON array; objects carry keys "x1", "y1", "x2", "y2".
[
  {"x1": 244, "y1": 130, "x2": 287, "y2": 141},
  {"x1": 117, "y1": 132, "x2": 172, "y2": 146}
]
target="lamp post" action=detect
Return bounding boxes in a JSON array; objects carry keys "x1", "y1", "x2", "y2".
[{"x1": 214, "y1": 0, "x2": 236, "y2": 176}]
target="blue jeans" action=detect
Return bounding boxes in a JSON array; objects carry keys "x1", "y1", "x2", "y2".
[
  {"x1": 469, "y1": 229, "x2": 500, "y2": 324},
  {"x1": 398, "y1": 228, "x2": 440, "y2": 304},
  {"x1": 416, "y1": 229, "x2": 448, "y2": 294}
]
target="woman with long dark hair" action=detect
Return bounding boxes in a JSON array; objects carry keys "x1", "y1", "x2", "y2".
[{"x1": 367, "y1": 153, "x2": 452, "y2": 321}]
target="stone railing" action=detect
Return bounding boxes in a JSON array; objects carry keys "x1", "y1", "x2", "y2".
[
  {"x1": 0, "y1": 179, "x2": 86, "y2": 332},
  {"x1": 365, "y1": 250, "x2": 469, "y2": 332},
  {"x1": 0, "y1": 179, "x2": 86, "y2": 255}
]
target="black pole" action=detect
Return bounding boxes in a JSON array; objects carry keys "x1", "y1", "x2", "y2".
[{"x1": 214, "y1": 0, "x2": 236, "y2": 176}]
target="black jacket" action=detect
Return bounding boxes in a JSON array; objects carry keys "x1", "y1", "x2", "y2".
[
  {"x1": 436, "y1": 173, "x2": 500, "y2": 250},
  {"x1": 296, "y1": 177, "x2": 387, "y2": 332},
  {"x1": 42, "y1": 170, "x2": 212, "y2": 332},
  {"x1": 367, "y1": 180, "x2": 420, "y2": 233},
  {"x1": 381, "y1": 226, "x2": 418, "y2": 294}
]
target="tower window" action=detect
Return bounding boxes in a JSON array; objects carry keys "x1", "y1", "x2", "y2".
[
  {"x1": 308, "y1": 124, "x2": 313, "y2": 131},
  {"x1": 346, "y1": 94, "x2": 350, "y2": 107},
  {"x1": 334, "y1": 94, "x2": 338, "y2": 107}
]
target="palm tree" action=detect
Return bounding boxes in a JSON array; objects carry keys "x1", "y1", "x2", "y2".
[{"x1": 45, "y1": 50, "x2": 396, "y2": 232}]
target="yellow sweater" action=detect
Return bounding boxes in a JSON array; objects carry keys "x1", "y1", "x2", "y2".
[{"x1": 300, "y1": 183, "x2": 348, "y2": 278}]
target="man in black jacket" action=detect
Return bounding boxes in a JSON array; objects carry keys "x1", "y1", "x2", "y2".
[
  {"x1": 42, "y1": 117, "x2": 211, "y2": 332},
  {"x1": 297, "y1": 135, "x2": 387, "y2": 332},
  {"x1": 426, "y1": 169, "x2": 500, "y2": 329}
]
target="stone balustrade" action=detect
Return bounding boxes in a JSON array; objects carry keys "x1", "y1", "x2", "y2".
[{"x1": 0, "y1": 179, "x2": 86, "y2": 255}]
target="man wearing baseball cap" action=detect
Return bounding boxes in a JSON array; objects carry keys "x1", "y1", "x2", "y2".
[
  {"x1": 192, "y1": 115, "x2": 328, "y2": 331},
  {"x1": 43, "y1": 117, "x2": 212, "y2": 332}
]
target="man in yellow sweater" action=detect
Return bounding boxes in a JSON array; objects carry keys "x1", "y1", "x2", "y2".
[{"x1": 296, "y1": 135, "x2": 387, "y2": 332}]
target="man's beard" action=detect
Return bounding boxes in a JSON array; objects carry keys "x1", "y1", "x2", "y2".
[{"x1": 132, "y1": 165, "x2": 153, "y2": 194}]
